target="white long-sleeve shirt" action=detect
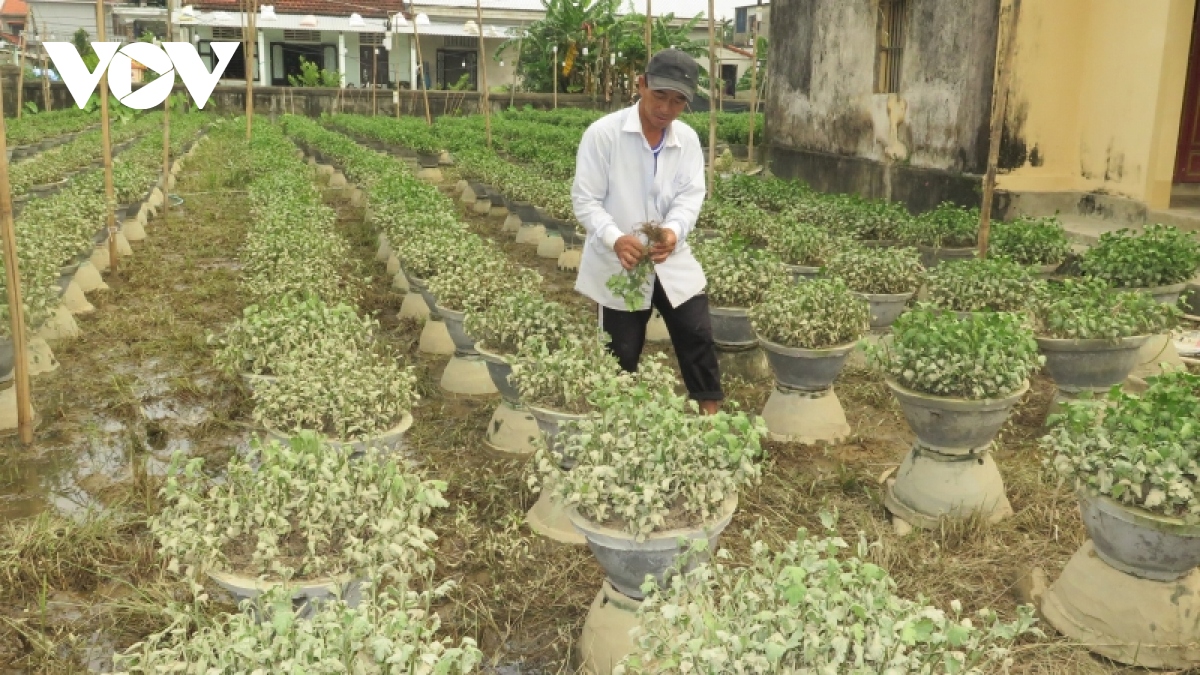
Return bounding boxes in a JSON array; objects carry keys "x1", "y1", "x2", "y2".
[{"x1": 571, "y1": 104, "x2": 707, "y2": 310}]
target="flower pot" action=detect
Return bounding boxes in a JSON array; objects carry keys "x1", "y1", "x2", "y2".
[
  {"x1": 916, "y1": 244, "x2": 975, "y2": 268},
  {"x1": 474, "y1": 342, "x2": 519, "y2": 403},
  {"x1": 434, "y1": 306, "x2": 477, "y2": 355},
  {"x1": 885, "y1": 446, "x2": 1013, "y2": 526},
  {"x1": 527, "y1": 405, "x2": 590, "y2": 466},
  {"x1": 784, "y1": 263, "x2": 820, "y2": 282},
  {"x1": 886, "y1": 379, "x2": 1029, "y2": 453},
  {"x1": 405, "y1": 274, "x2": 440, "y2": 319},
  {"x1": 511, "y1": 201, "x2": 540, "y2": 224},
  {"x1": 1118, "y1": 281, "x2": 1190, "y2": 306},
  {"x1": 1035, "y1": 262, "x2": 1061, "y2": 279},
  {"x1": 1079, "y1": 491, "x2": 1200, "y2": 581},
  {"x1": 1035, "y1": 335, "x2": 1150, "y2": 393},
  {"x1": 567, "y1": 495, "x2": 737, "y2": 600},
  {"x1": 263, "y1": 413, "x2": 415, "y2": 458},
  {"x1": 709, "y1": 306, "x2": 756, "y2": 349},
  {"x1": 856, "y1": 291, "x2": 913, "y2": 330},
  {"x1": 758, "y1": 338, "x2": 856, "y2": 392},
  {"x1": 207, "y1": 569, "x2": 365, "y2": 621}
]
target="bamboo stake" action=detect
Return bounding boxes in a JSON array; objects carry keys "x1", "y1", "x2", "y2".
[
  {"x1": 510, "y1": 26, "x2": 523, "y2": 110},
  {"x1": 16, "y1": 16, "x2": 27, "y2": 119},
  {"x1": 0, "y1": 73, "x2": 35, "y2": 444},
  {"x1": 552, "y1": 45, "x2": 557, "y2": 109},
  {"x1": 40, "y1": 46, "x2": 49, "y2": 113},
  {"x1": 475, "y1": 0, "x2": 490, "y2": 148},
  {"x1": 746, "y1": 22, "x2": 758, "y2": 166},
  {"x1": 96, "y1": 0, "x2": 117, "y2": 271},
  {"x1": 245, "y1": 0, "x2": 256, "y2": 140},
  {"x1": 978, "y1": 0, "x2": 1021, "y2": 258},
  {"x1": 645, "y1": 0, "x2": 652, "y2": 67},
  {"x1": 371, "y1": 45, "x2": 378, "y2": 116},
  {"x1": 707, "y1": 0, "x2": 716, "y2": 196},
  {"x1": 163, "y1": 0, "x2": 173, "y2": 230},
  {"x1": 412, "y1": 12, "x2": 431, "y2": 125}
]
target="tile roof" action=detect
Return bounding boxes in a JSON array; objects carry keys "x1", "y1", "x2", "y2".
[
  {"x1": 0, "y1": 0, "x2": 29, "y2": 17},
  {"x1": 190, "y1": 0, "x2": 406, "y2": 19}
]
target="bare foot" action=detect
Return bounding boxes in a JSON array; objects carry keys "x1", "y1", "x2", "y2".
[{"x1": 699, "y1": 400, "x2": 721, "y2": 415}]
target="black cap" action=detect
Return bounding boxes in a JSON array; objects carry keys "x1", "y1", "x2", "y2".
[{"x1": 646, "y1": 49, "x2": 698, "y2": 102}]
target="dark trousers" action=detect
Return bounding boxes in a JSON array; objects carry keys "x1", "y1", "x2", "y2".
[{"x1": 600, "y1": 278, "x2": 724, "y2": 401}]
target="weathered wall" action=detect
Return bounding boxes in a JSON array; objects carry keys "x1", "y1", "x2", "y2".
[
  {"x1": 997, "y1": 0, "x2": 1195, "y2": 212},
  {"x1": 766, "y1": 0, "x2": 1000, "y2": 211}
]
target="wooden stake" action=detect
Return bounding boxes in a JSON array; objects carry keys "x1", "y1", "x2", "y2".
[
  {"x1": 978, "y1": 0, "x2": 1022, "y2": 258},
  {"x1": 747, "y1": 22, "x2": 758, "y2": 166},
  {"x1": 371, "y1": 44, "x2": 378, "y2": 116},
  {"x1": 706, "y1": 0, "x2": 716, "y2": 196},
  {"x1": 475, "y1": 0, "x2": 490, "y2": 148},
  {"x1": 163, "y1": 0, "x2": 174, "y2": 230},
  {"x1": 40, "y1": 47, "x2": 49, "y2": 113},
  {"x1": 412, "y1": 12, "x2": 432, "y2": 125},
  {"x1": 510, "y1": 26, "x2": 523, "y2": 110},
  {"x1": 0, "y1": 73, "x2": 35, "y2": 444},
  {"x1": 245, "y1": 0, "x2": 256, "y2": 140},
  {"x1": 645, "y1": 0, "x2": 653, "y2": 67},
  {"x1": 96, "y1": 0, "x2": 117, "y2": 272},
  {"x1": 552, "y1": 45, "x2": 557, "y2": 109},
  {"x1": 16, "y1": 17, "x2": 27, "y2": 119}
]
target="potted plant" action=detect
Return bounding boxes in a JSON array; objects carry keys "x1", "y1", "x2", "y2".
[
  {"x1": 1038, "y1": 371, "x2": 1200, "y2": 667},
  {"x1": 897, "y1": 202, "x2": 979, "y2": 267},
  {"x1": 149, "y1": 433, "x2": 446, "y2": 611},
  {"x1": 535, "y1": 379, "x2": 766, "y2": 599},
  {"x1": 925, "y1": 256, "x2": 1035, "y2": 315},
  {"x1": 252, "y1": 345, "x2": 418, "y2": 453},
  {"x1": 426, "y1": 254, "x2": 542, "y2": 356},
  {"x1": 612, "y1": 519, "x2": 1041, "y2": 674},
  {"x1": 825, "y1": 243, "x2": 924, "y2": 330},
  {"x1": 1028, "y1": 279, "x2": 1181, "y2": 398},
  {"x1": 990, "y1": 216, "x2": 1072, "y2": 276},
  {"x1": 765, "y1": 219, "x2": 838, "y2": 281},
  {"x1": 868, "y1": 306, "x2": 1043, "y2": 525},
  {"x1": 209, "y1": 294, "x2": 375, "y2": 391},
  {"x1": 692, "y1": 235, "x2": 789, "y2": 348},
  {"x1": 749, "y1": 278, "x2": 870, "y2": 442},
  {"x1": 1079, "y1": 223, "x2": 1200, "y2": 303},
  {"x1": 111, "y1": 581, "x2": 481, "y2": 673}
]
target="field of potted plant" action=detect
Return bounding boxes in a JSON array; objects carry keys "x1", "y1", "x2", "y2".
[{"x1": 7, "y1": 104, "x2": 1200, "y2": 675}]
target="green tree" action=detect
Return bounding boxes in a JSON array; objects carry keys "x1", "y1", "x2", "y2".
[
  {"x1": 72, "y1": 27, "x2": 100, "y2": 72},
  {"x1": 288, "y1": 58, "x2": 340, "y2": 87}
]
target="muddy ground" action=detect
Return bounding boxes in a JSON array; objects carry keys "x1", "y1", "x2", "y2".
[{"x1": 0, "y1": 126, "x2": 1148, "y2": 674}]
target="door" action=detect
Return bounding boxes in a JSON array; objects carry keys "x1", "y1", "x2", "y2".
[
  {"x1": 1175, "y1": 3, "x2": 1200, "y2": 182},
  {"x1": 721, "y1": 64, "x2": 738, "y2": 98},
  {"x1": 436, "y1": 49, "x2": 477, "y2": 90},
  {"x1": 360, "y1": 46, "x2": 389, "y2": 87},
  {"x1": 270, "y1": 43, "x2": 329, "y2": 86}
]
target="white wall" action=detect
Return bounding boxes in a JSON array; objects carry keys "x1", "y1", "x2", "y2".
[{"x1": 30, "y1": 1, "x2": 104, "y2": 41}]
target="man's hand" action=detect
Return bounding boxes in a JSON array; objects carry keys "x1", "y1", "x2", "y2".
[
  {"x1": 614, "y1": 234, "x2": 646, "y2": 270},
  {"x1": 650, "y1": 228, "x2": 677, "y2": 264}
]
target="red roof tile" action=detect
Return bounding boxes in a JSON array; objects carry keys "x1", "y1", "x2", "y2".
[
  {"x1": 192, "y1": 0, "x2": 407, "y2": 18},
  {"x1": 0, "y1": 0, "x2": 30, "y2": 18}
]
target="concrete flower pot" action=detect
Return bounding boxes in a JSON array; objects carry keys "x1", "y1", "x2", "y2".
[
  {"x1": 433, "y1": 306, "x2": 477, "y2": 356},
  {"x1": 1036, "y1": 335, "x2": 1150, "y2": 394},
  {"x1": 886, "y1": 379, "x2": 1029, "y2": 454},
  {"x1": 784, "y1": 263, "x2": 821, "y2": 283},
  {"x1": 1079, "y1": 491, "x2": 1200, "y2": 581},
  {"x1": 528, "y1": 404, "x2": 591, "y2": 466},
  {"x1": 1120, "y1": 281, "x2": 1190, "y2": 306},
  {"x1": 758, "y1": 338, "x2": 857, "y2": 443},
  {"x1": 207, "y1": 569, "x2": 365, "y2": 621},
  {"x1": 475, "y1": 342, "x2": 519, "y2": 403},
  {"x1": 263, "y1": 412, "x2": 414, "y2": 458},
  {"x1": 856, "y1": 291, "x2": 913, "y2": 330},
  {"x1": 567, "y1": 495, "x2": 737, "y2": 599},
  {"x1": 884, "y1": 446, "x2": 1013, "y2": 526},
  {"x1": 476, "y1": 343, "x2": 539, "y2": 459},
  {"x1": 759, "y1": 338, "x2": 855, "y2": 392},
  {"x1": 405, "y1": 274, "x2": 440, "y2": 320},
  {"x1": 709, "y1": 306, "x2": 756, "y2": 349},
  {"x1": 917, "y1": 244, "x2": 975, "y2": 268}
]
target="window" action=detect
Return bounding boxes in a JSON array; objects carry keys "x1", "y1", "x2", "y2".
[
  {"x1": 444, "y1": 35, "x2": 476, "y2": 48},
  {"x1": 211, "y1": 26, "x2": 243, "y2": 40},
  {"x1": 875, "y1": 0, "x2": 908, "y2": 94},
  {"x1": 360, "y1": 32, "x2": 384, "y2": 46},
  {"x1": 200, "y1": 40, "x2": 245, "y2": 79},
  {"x1": 283, "y1": 29, "x2": 321, "y2": 42},
  {"x1": 735, "y1": 7, "x2": 747, "y2": 34}
]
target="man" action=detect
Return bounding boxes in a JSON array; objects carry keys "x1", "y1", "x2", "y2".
[{"x1": 571, "y1": 49, "x2": 722, "y2": 414}]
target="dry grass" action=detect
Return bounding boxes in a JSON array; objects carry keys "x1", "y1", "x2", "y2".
[{"x1": 0, "y1": 135, "x2": 1150, "y2": 673}]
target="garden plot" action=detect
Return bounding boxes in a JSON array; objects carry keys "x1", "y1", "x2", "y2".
[{"x1": 0, "y1": 109, "x2": 1197, "y2": 674}]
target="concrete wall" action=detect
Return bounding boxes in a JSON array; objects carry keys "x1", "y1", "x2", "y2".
[
  {"x1": 997, "y1": 0, "x2": 1196, "y2": 213},
  {"x1": 765, "y1": 0, "x2": 1001, "y2": 212}
]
